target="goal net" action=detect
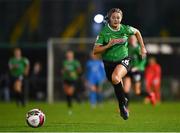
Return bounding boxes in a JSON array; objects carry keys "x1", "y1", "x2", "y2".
[{"x1": 47, "y1": 37, "x2": 180, "y2": 103}]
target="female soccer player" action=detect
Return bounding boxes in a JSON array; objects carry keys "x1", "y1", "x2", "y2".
[
  {"x1": 93, "y1": 8, "x2": 147, "y2": 120},
  {"x1": 145, "y1": 57, "x2": 162, "y2": 105},
  {"x1": 61, "y1": 50, "x2": 82, "y2": 114},
  {"x1": 124, "y1": 35, "x2": 146, "y2": 96},
  {"x1": 85, "y1": 52, "x2": 106, "y2": 108},
  {"x1": 123, "y1": 35, "x2": 152, "y2": 107},
  {"x1": 9, "y1": 48, "x2": 30, "y2": 106}
]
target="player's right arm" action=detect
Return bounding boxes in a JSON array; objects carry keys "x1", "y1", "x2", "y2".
[
  {"x1": 8, "y1": 59, "x2": 14, "y2": 70},
  {"x1": 93, "y1": 33, "x2": 115, "y2": 55}
]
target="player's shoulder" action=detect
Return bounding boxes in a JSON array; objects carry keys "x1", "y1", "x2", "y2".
[
  {"x1": 74, "y1": 59, "x2": 81, "y2": 64},
  {"x1": 156, "y1": 63, "x2": 161, "y2": 68},
  {"x1": 8, "y1": 57, "x2": 14, "y2": 63},
  {"x1": 121, "y1": 24, "x2": 134, "y2": 29},
  {"x1": 122, "y1": 24, "x2": 138, "y2": 34},
  {"x1": 9, "y1": 57, "x2": 14, "y2": 60},
  {"x1": 22, "y1": 57, "x2": 29, "y2": 61},
  {"x1": 22, "y1": 57, "x2": 30, "y2": 64}
]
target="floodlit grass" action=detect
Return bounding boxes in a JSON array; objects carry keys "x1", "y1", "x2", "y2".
[{"x1": 0, "y1": 100, "x2": 180, "y2": 132}]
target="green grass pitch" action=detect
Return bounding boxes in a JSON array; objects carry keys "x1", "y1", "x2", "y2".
[{"x1": 0, "y1": 100, "x2": 180, "y2": 132}]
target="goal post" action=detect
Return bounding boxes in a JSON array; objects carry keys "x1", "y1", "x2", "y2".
[
  {"x1": 47, "y1": 38, "x2": 95, "y2": 103},
  {"x1": 47, "y1": 39, "x2": 54, "y2": 104}
]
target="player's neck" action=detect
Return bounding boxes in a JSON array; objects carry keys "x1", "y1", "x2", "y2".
[
  {"x1": 15, "y1": 56, "x2": 21, "y2": 60},
  {"x1": 108, "y1": 24, "x2": 121, "y2": 31}
]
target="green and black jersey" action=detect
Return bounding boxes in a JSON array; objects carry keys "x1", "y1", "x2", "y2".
[
  {"x1": 95, "y1": 24, "x2": 136, "y2": 62},
  {"x1": 8, "y1": 57, "x2": 29, "y2": 77},
  {"x1": 62, "y1": 60, "x2": 81, "y2": 81}
]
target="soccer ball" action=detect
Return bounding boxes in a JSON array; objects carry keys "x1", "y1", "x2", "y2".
[{"x1": 26, "y1": 109, "x2": 45, "y2": 128}]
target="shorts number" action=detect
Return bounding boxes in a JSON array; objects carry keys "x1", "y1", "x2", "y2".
[{"x1": 122, "y1": 59, "x2": 129, "y2": 66}]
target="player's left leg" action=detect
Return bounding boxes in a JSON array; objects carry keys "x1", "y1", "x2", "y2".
[
  {"x1": 63, "y1": 82, "x2": 74, "y2": 108},
  {"x1": 134, "y1": 81, "x2": 141, "y2": 95},
  {"x1": 123, "y1": 75, "x2": 131, "y2": 108},
  {"x1": 89, "y1": 85, "x2": 97, "y2": 108},
  {"x1": 132, "y1": 71, "x2": 146, "y2": 96},
  {"x1": 72, "y1": 80, "x2": 81, "y2": 104},
  {"x1": 96, "y1": 83, "x2": 103, "y2": 105},
  {"x1": 154, "y1": 79, "x2": 161, "y2": 103}
]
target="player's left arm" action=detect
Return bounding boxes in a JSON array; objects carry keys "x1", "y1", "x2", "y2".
[
  {"x1": 76, "y1": 60, "x2": 82, "y2": 75},
  {"x1": 132, "y1": 28, "x2": 147, "y2": 58},
  {"x1": 154, "y1": 64, "x2": 162, "y2": 80},
  {"x1": 24, "y1": 58, "x2": 30, "y2": 76}
]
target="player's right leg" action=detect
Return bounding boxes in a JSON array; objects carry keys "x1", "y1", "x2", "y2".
[
  {"x1": 63, "y1": 80, "x2": 74, "y2": 108},
  {"x1": 111, "y1": 64, "x2": 129, "y2": 120}
]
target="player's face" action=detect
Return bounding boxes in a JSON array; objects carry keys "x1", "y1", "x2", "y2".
[
  {"x1": 34, "y1": 63, "x2": 41, "y2": 73},
  {"x1": 109, "y1": 12, "x2": 122, "y2": 29},
  {"x1": 14, "y1": 49, "x2": 21, "y2": 59},
  {"x1": 149, "y1": 58, "x2": 156, "y2": 65},
  {"x1": 66, "y1": 51, "x2": 74, "y2": 61}
]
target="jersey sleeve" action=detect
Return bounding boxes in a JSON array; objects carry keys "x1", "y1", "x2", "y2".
[
  {"x1": 8, "y1": 58, "x2": 13, "y2": 68},
  {"x1": 137, "y1": 57, "x2": 147, "y2": 70},
  {"x1": 75, "y1": 60, "x2": 81, "y2": 69},
  {"x1": 126, "y1": 25, "x2": 136, "y2": 35},
  {"x1": 95, "y1": 32, "x2": 104, "y2": 46},
  {"x1": 24, "y1": 57, "x2": 30, "y2": 66}
]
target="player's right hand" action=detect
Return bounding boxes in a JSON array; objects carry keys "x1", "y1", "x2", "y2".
[{"x1": 107, "y1": 39, "x2": 116, "y2": 48}]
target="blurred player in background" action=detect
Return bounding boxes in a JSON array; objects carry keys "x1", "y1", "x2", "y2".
[
  {"x1": 85, "y1": 52, "x2": 106, "y2": 108},
  {"x1": 123, "y1": 35, "x2": 149, "y2": 107},
  {"x1": 62, "y1": 50, "x2": 82, "y2": 114},
  {"x1": 30, "y1": 62, "x2": 44, "y2": 101},
  {"x1": 145, "y1": 57, "x2": 162, "y2": 105},
  {"x1": 93, "y1": 8, "x2": 147, "y2": 120},
  {"x1": 8, "y1": 48, "x2": 30, "y2": 106}
]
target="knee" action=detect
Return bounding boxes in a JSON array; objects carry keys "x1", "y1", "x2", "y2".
[
  {"x1": 112, "y1": 75, "x2": 121, "y2": 85},
  {"x1": 135, "y1": 90, "x2": 141, "y2": 95}
]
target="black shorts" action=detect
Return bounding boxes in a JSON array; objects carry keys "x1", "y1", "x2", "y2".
[
  {"x1": 126, "y1": 70, "x2": 144, "y2": 82},
  {"x1": 63, "y1": 79, "x2": 77, "y2": 87},
  {"x1": 9, "y1": 75, "x2": 24, "y2": 86},
  {"x1": 9, "y1": 75, "x2": 24, "y2": 94},
  {"x1": 103, "y1": 57, "x2": 131, "y2": 82}
]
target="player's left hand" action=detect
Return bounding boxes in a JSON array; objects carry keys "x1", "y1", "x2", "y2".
[{"x1": 140, "y1": 47, "x2": 147, "y2": 58}]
